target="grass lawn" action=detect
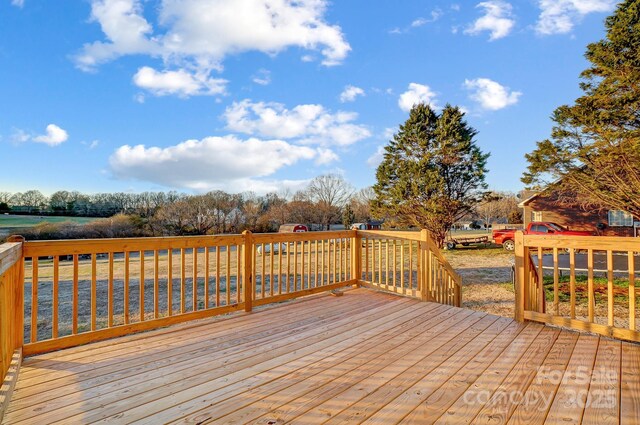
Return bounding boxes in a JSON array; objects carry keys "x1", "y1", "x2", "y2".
[
  {"x1": 542, "y1": 274, "x2": 639, "y2": 304},
  {"x1": 0, "y1": 214, "x2": 99, "y2": 238},
  {"x1": 0, "y1": 214, "x2": 98, "y2": 228}
]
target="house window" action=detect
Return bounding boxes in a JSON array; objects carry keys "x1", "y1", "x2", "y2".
[
  {"x1": 608, "y1": 210, "x2": 634, "y2": 227},
  {"x1": 532, "y1": 211, "x2": 542, "y2": 222}
]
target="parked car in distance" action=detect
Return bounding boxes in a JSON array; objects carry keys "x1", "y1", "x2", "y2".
[
  {"x1": 351, "y1": 221, "x2": 383, "y2": 230},
  {"x1": 278, "y1": 223, "x2": 308, "y2": 233},
  {"x1": 256, "y1": 243, "x2": 288, "y2": 255},
  {"x1": 492, "y1": 222, "x2": 594, "y2": 251}
]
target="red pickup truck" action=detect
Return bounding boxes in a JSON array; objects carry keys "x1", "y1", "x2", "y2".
[{"x1": 492, "y1": 222, "x2": 594, "y2": 251}]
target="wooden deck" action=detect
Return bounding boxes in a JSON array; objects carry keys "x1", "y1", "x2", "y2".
[{"x1": 3, "y1": 288, "x2": 639, "y2": 424}]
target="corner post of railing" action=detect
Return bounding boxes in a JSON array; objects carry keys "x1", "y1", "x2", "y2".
[
  {"x1": 350, "y1": 230, "x2": 361, "y2": 286},
  {"x1": 514, "y1": 231, "x2": 526, "y2": 322},
  {"x1": 242, "y1": 230, "x2": 253, "y2": 313},
  {"x1": 6, "y1": 235, "x2": 25, "y2": 348},
  {"x1": 420, "y1": 229, "x2": 430, "y2": 302}
]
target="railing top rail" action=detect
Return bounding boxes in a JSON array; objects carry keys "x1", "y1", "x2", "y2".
[
  {"x1": 252, "y1": 230, "x2": 355, "y2": 243},
  {"x1": 23, "y1": 234, "x2": 244, "y2": 257},
  {"x1": 356, "y1": 230, "x2": 422, "y2": 241},
  {"x1": 0, "y1": 242, "x2": 22, "y2": 276},
  {"x1": 522, "y1": 233, "x2": 640, "y2": 250}
]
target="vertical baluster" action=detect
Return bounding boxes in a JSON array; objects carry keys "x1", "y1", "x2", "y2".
[
  {"x1": 180, "y1": 248, "x2": 186, "y2": 313},
  {"x1": 278, "y1": 243, "x2": 283, "y2": 294},
  {"x1": 167, "y1": 249, "x2": 173, "y2": 316},
  {"x1": 378, "y1": 239, "x2": 382, "y2": 285},
  {"x1": 327, "y1": 239, "x2": 331, "y2": 285},
  {"x1": 393, "y1": 240, "x2": 397, "y2": 290},
  {"x1": 226, "y1": 245, "x2": 231, "y2": 306},
  {"x1": 307, "y1": 240, "x2": 311, "y2": 289},
  {"x1": 269, "y1": 244, "x2": 274, "y2": 296},
  {"x1": 52, "y1": 256, "x2": 59, "y2": 339},
  {"x1": 629, "y1": 251, "x2": 635, "y2": 331},
  {"x1": 123, "y1": 252, "x2": 129, "y2": 325},
  {"x1": 607, "y1": 250, "x2": 614, "y2": 327},
  {"x1": 400, "y1": 241, "x2": 405, "y2": 292},
  {"x1": 251, "y1": 242, "x2": 257, "y2": 302},
  {"x1": 216, "y1": 247, "x2": 221, "y2": 306},
  {"x1": 384, "y1": 240, "x2": 389, "y2": 288},
  {"x1": 91, "y1": 254, "x2": 97, "y2": 330},
  {"x1": 569, "y1": 248, "x2": 576, "y2": 320},
  {"x1": 371, "y1": 238, "x2": 377, "y2": 283},
  {"x1": 338, "y1": 239, "x2": 342, "y2": 282},
  {"x1": 365, "y1": 238, "x2": 370, "y2": 281},
  {"x1": 587, "y1": 248, "x2": 594, "y2": 322},
  {"x1": 321, "y1": 240, "x2": 325, "y2": 287},
  {"x1": 109, "y1": 252, "x2": 114, "y2": 326},
  {"x1": 408, "y1": 241, "x2": 413, "y2": 290},
  {"x1": 154, "y1": 250, "x2": 159, "y2": 319},
  {"x1": 193, "y1": 248, "x2": 198, "y2": 311},
  {"x1": 294, "y1": 241, "x2": 299, "y2": 291},
  {"x1": 335, "y1": 238, "x2": 339, "y2": 283},
  {"x1": 301, "y1": 240, "x2": 305, "y2": 290},
  {"x1": 31, "y1": 257, "x2": 38, "y2": 342},
  {"x1": 553, "y1": 248, "x2": 559, "y2": 315},
  {"x1": 286, "y1": 241, "x2": 292, "y2": 292},
  {"x1": 205, "y1": 247, "x2": 210, "y2": 309},
  {"x1": 314, "y1": 240, "x2": 318, "y2": 288},
  {"x1": 236, "y1": 243, "x2": 242, "y2": 304},
  {"x1": 537, "y1": 247, "x2": 544, "y2": 313},
  {"x1": 139, "y1": 251, "x2": 145, "y2": 321},
  {"x1": 261, "y1": 244, "x2": 266, "y2": 298}
]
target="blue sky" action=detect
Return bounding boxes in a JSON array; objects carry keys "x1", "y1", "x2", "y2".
[{"x1": 0, "y1": 0, "x2": 618, "y2": 196}]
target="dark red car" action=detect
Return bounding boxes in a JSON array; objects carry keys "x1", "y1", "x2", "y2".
[{"x1": 492, "y1": 222, "x2": 594, "y2": 251}]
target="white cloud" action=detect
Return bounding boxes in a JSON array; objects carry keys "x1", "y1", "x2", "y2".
[
  {"x1": 315, "y1": 148, "x2": 339, "y2": 165},
  {"x1": 74, "y1": 0, "x2": 159, "y2": 72},
  {"x1": 398, "y1": 83, "x2": 438, "y2": 112},
  {"x1": 367, "y1": 145, "x2": 386, "y2": 168},
  {"x1": 109, "y1": 135, "x2": 317, "y2": 192},
  {"x1": 339, "y1": 85, "x2": 365, "y2": 103},
  {"x1": 465, "y1": 1, "x2": 515, "y2": 41},
  {"x1": 82, "y1": 140, "x2": 100, "y2": 149},
  {"x1": 252, "y1": 69, "x2": 271, "y2": 86},
  {"x1": 10, "y1": 129, "x2": 30, "y2": 144},
  {"x1": 74, "y1": 0, "x2": 350, "y2": 93},
  {"x1": 11, "y1": 0, "x2": 24, "y2": 7},
  {"x1": 223, "y1": 99, "x2": 371, "y2": 146},
  {"x1": 464, "y1": 78, "x2": 521, "y2": 110},
  {"x1": 132, "y1": 66, "x2": 227, "y2": 97},
  {"x1": 390, "y1": 9, "x2": 443, "y2": 34},
  {"x1": 536, "y1": 0, "x2": 616, "y2": 35},
  {"x1": 32, "y1": 124, "x2": 69, "y2": 146},
  {"x1": 10, "y1": 124, "x2": 68, "y2": 147}
]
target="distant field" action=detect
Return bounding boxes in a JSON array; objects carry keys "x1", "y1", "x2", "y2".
[{"x1": 0, "y1": 214, "x2": 98, "y2": 237}]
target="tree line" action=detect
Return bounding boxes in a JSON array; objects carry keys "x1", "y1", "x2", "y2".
[{"x1": 3, "y1": 175, "x2": 377, "y2": 240}]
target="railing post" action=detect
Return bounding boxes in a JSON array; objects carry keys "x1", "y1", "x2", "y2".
[
  {"x1": 6, "y1": 236, "x2": 24, "y2": 348},
  {"x1": 514, "y1": 231, "x2": 526, "y2": 322},
  {"x1": 242, "y1": 231, "x2": 253, "y2": 313},
  {"x1": 420, "y1": 229, "x2": 430, "y2": 302},
  {"x1": 350, "y1": 230, "x2": 361, "y2": 285}
]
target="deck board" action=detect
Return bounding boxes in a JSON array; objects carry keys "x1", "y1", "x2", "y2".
[{"x1": 2, "y1": 288, "x2": 639, "y2": 425}]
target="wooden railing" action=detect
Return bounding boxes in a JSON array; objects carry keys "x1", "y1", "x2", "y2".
[
  {"x1": 0, "y1": 229, "x2": 461, "y2": 357},
  {"x1": 357, "y1": 230, "x2": 462, "y2": 306},
  {"x1": 0, "y1": 236, "x2": 23, "y2": 417},
  {"x1": 515, "y1": 231, "x2": 639, "y2": 343},
  {"x1": 251, "y1": 231, "x2": 355, "y2": 307}
]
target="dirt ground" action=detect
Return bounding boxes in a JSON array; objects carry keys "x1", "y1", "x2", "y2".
[{"x1": 442, "y1": 244, "x2": 517, "y2": 318}]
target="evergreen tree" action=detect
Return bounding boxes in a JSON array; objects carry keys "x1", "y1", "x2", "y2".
[
  {"x1": 522, "y1": 0, "x2": 640, "y2": 217},
  {"x1": 372, "y1": 103, "x2": 489, "y2": 246},
  {"x1": 342, "y1": 203, "x2": 355, "y2": 228}
]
